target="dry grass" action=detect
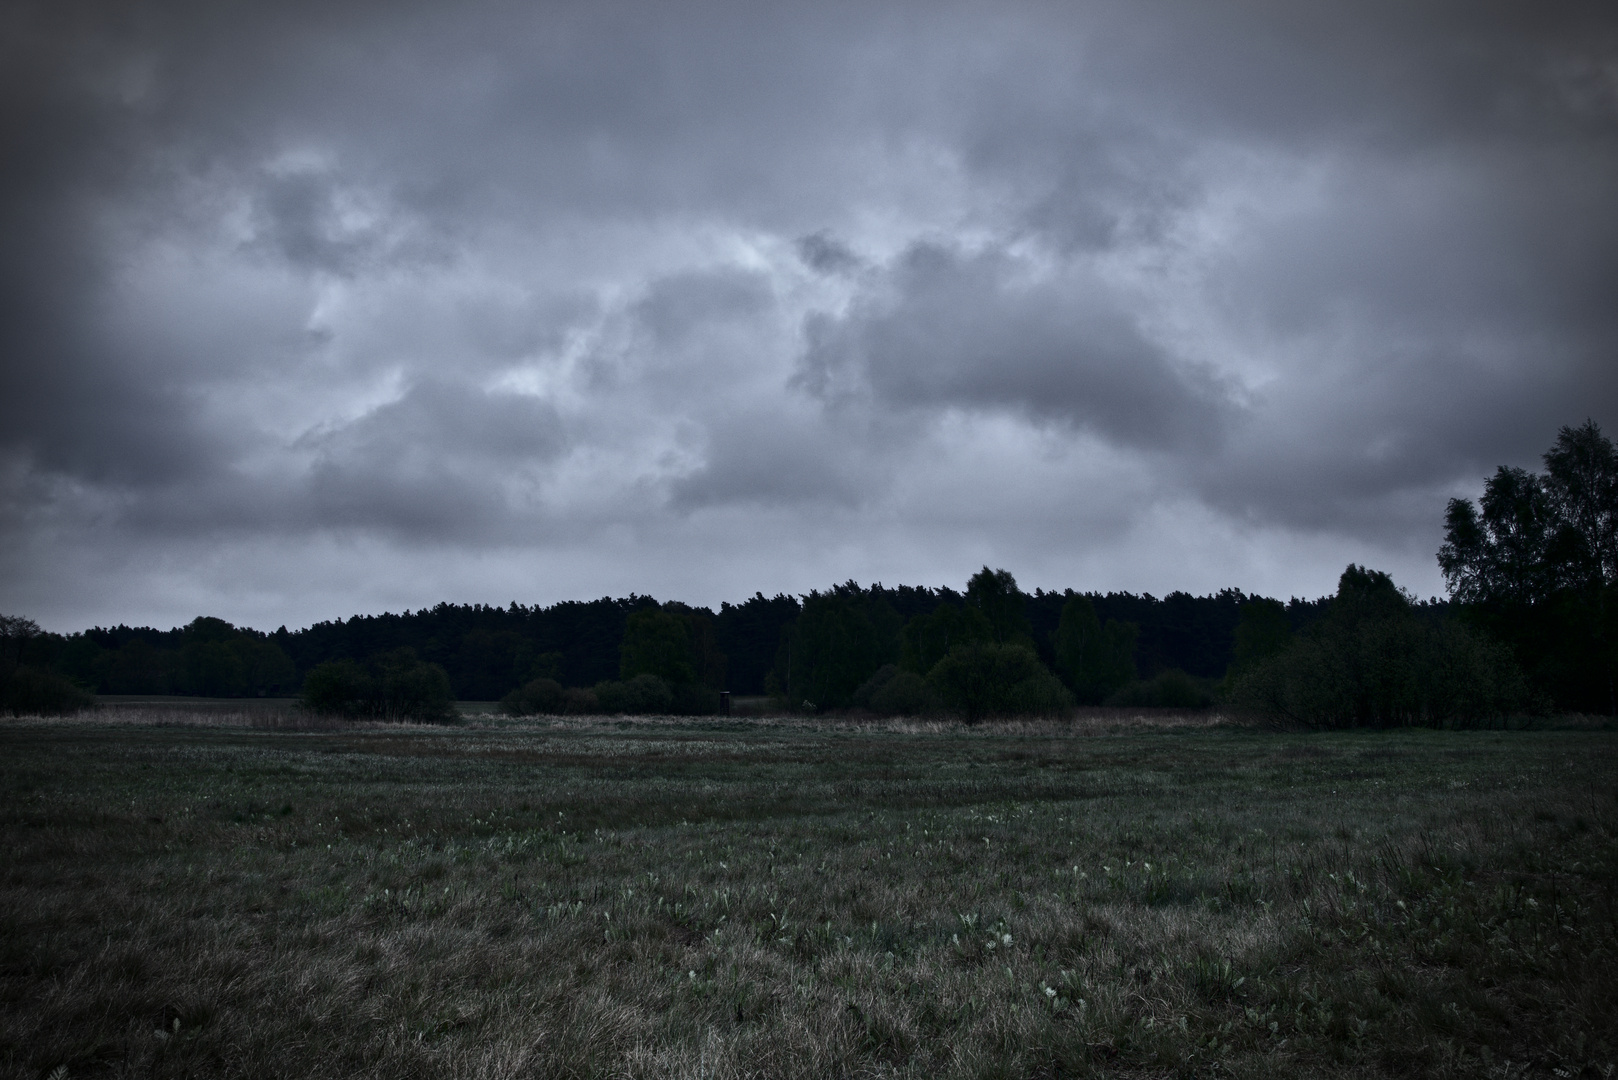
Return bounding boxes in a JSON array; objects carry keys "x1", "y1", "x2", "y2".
[{"x1": 1, "y1": 710, "x2": 1614, "y2": 1078}]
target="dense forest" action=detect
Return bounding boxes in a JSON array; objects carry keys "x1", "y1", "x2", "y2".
[
  {"x1": 2, "y1": 421, "x2": 1612, "y2": 726},
  {"x1": 2, "y1": 584, "x2": 1323, "y2": 702}
]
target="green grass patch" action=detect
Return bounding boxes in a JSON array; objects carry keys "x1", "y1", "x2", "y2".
[{"x1": 2, "y1": 714, "x2": 1614, "y2": 1078}]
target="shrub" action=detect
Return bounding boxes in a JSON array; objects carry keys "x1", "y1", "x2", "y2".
[
  {"x1": 670, "y1": 681, "x2": 719, "y2": 715},
  {"x1": 300, "y1": 649, "x2": 456, "y2": 723},
  {"x1": 593, "y1": 674, "x2": 675, "y2": 715},
  {"x1": 853, "y1": 664, "x2": 941, "y2": 716},
  {"x1": 1225, "y1": 565, "x2": 1531, "y2": 728},
  {"x1": 871, "y1": 671, "x2": 939, "y2": 716},
  {"x1": 1, "y1": 665, "x2": 95, "y2": 716},
  {"x1": 301, "y1": 659, "x2": 370, "y2": 715},
  {"x1": 926, "y1": 643, "x2": 1073, "y2": 722},
  {"x1": 561, "y1": 686, "x2": 599, "y2": 714},
  {"x1": 502, "y1": 677, "x2": 565, "y2": 716},
  {"x1": 1106, "y1": 669, "x2": 1216, "y2": 709}
]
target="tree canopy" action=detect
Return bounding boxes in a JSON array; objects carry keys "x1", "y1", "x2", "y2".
[{"x1": 1439, "y1": 420, "x2": 1617, "y2": 713}]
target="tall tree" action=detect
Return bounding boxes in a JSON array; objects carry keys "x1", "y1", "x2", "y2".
[
  {"x1": 1227, "y1": 598, "x2": 1291, "y2": 679},
  {"x1": 1542, "y1": 419, "x2": 1618, "y2": 591},
  {"x1": 1438, "y1": 420, "x2": 1618, "y2": 713},
  {"x1": 964, "y1": 567, "x2": 1033, "y2": 645},
  {"x1": 1438, "y1": 466, "x2": 1556, "y2": 606},
  {"x1": 1050, "y1": 594, "x2": 1136, "y2": 704},
  {"x1": 620, "y1": 608, "x2": 696, "y2": 686},
  {"x1": 776, "y1": 584, "x2": 901, "y2": 710}
]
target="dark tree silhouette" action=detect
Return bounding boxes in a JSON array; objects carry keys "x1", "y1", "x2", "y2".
[
  {"x1": 1050, "y1": 595, "x2": 1136, "y2": 704},
  {"x1": 1440, "y1": 420, "x2": 1617, "y2": 713}
]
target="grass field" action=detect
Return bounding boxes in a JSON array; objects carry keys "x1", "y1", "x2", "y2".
[{"x1": 2, "y1": 711, "x2": 1615, "y2": 1079}]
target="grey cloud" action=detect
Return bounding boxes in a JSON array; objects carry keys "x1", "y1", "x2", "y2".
[
  {"x1": 250, "y1": 168, "x2": 392, "y2": 277},
  {"x1": 668, "y1": 413, "x2": 866, "y2": 511},
  {"x1": 297, "y1": 380, "x2": 567, "y2": 537},
  {"x1": 1192, "y1": 340, "x2": 1616, "y2": 539},
  {"x1": 795, "y1": 232, "x2": 862, "y2": 275},
  {"x1": 631, "y1": 268, "x2": 774, "y2": 350},
  {"x1": 306, "y1": 379, "x2": 564, "y2": 465},
  {"x1": 3, "y1": 0, "x2": 1617, "y2": 628},
  {"x1": 77, "y1": 378, "x2": 573, "y2": 542},
  {"x1": 798, "y1": 242, "x2": 1233, "y2": 451}
]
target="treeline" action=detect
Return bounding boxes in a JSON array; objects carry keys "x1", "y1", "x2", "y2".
[
  {"x1": 18, "y1": 584, "x2": 1319, "y2": 706},
  {"x1": 4, "y1": 421, "x2": 1610, "y2": 726},
  {"x1": 1220, "y1": 419, "x2": 1614, "y2": 725}
]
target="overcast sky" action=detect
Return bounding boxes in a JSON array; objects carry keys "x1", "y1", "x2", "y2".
[{"x1": 2, "y1": 0, "x2": 1615, "y2": 632}]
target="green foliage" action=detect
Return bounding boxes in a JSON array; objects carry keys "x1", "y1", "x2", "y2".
[
  {"x1": 523, "y1": 651, "x2": 563, "y2": 682},
  {"x1": 1439, "y1": 421, "x2": 1618, "y2": 713},
  {"x1": 898, "y1": 602, "x2": 992, "y2": 674},
  {"x1": 777, "y1": 585, "x2": 902, "y2": 710},
  {"x1": 179, "y1": 618, "x2": 296, "y2": 697},
  {"x1": 850, "y1": 664, "x2": 941, "y2": 716},
  {"x1": 1, "y1": 613, "x2": 94, "y2": 715},
  {"x1": 500, "y1": 676, "x2": 565, "y2": 716},
  {"x1": 0, "y1": 613, "x2": 42, "y2": 666},
  {"x1": 1542, "y1": 417, "x2": 1618, "y2": 590},
  {"x1": 1439, "y1": 466, "x2": 1557, "y2": 606},
  {"x1": 583, "y1": 673, "x2": 718, "y2": 715},
  {"x1": 964, "y1": 566, "x2": 1033, "y2": 645},
  {"x1": 104, "y1": 638, "x2": 179, "y2": 694},
  {"x1": 593, "y1": 673, "x2": 677, "y2": 715},
  {"x1": 1106, "y1": 668, "x2": 1216, "y2": 708},
  {"x1": 620, "y1": 609, "x2": 696, "y2": 685},
  {"x1": 1227, "y1": 565, "x2": 1528, "y2": 728},
  {"x1": 297, "y1": 659, "x2": 367, "y2": 714},
  {"x1": 50, "y1": 616, "x2": 297, "y2": 697},
  {"x1": 300, "y1": 648, "x2": 456, "y2": 722},
  {"x1": 1228, "y1": 597, "x2": 1291, "y2": 679},
  {"x1": 1, "y1": 665, "x2": 95, "y2": 716},
  {"x1": 619, "y1": 605, "x2": 726, "y2": 699},
  {"x1": 670, "y1": 604, "x2": 727, "y2": 690},
  {"x1": 926, "y1": 641, "x2": 1073, "y2": 722},
  {"x1": 1050, "y1": 594, "x2": 1138, "y2": 703}
]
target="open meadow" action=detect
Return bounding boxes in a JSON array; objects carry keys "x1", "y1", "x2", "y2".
[{"x1": 2, "y1": 709, "x2": 1615, "y2": 1079}]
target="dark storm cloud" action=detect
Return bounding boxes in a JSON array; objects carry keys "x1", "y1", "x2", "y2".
[
  {"x1": 668, "y1": 413, "x2": 866, "y2": 511},
  {"x1": 298, "y1": 381, "x2": 568, "y2": 539},
  {"x1": 1, "y1": 0, "x2": 1616, "y2": 628},
  {"x1": 630, "y1": 268, "x2": 775, "y2": 352},
  {"x1": 95, "y1": 379, "x2": 571, "y2": 541},
  {"x1": 795, "y1": 232, "x2": 863, "y2": 276},
  {"x1": 796, "y1": 242, "x2": 1232, "y2": 451},
  {"x1": 246, "y1": 165, "x2": 439, "y2": 278}
]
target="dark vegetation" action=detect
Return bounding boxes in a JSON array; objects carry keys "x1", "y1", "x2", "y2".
[
  {"x1": 1438, "y1": 418, "x2": 1618, "y2": 715},
  {"x1": 0, "y1": 615, "x2": 94, "y2": 718},
  {"x1": 1, "y1": 718, "x2": 1613, "y2": 1078},
  {"x1": 4, "y1": 421, "x2": 1613, "y2": 726},
  {"x1": 299, "y1": 649, "x2": 457, "y2": 724}
]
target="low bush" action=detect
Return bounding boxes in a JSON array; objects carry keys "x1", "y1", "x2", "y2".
[
  {"x1": 562, "y1": 686, "x2": 599, "y2": 714},
  {"x1": 300, "y1": 649, "x2": 456, "y2": 723},
  {"x1": 593, "y1": 673, "x2": 676, "y2": 715},
  {"x1": 852, "y1": 664, "x2": 941, "y2": 716},
  {"x1": 670, "y1": 681, "x2": 720, "y2": 715},
  {"x1": 1226, "y1": 565, "x2": 1531, "y2": 728},
  {"x1": 1106, "y1": 668, "x2": 1216, "y2": 709},
  {"x1": 501, "y1": 677, "x2": 565, "y2": 716},
  {"x1": 926, "y1": 642, "x2": 1073, "y2": 722},
  {"x1": 0, "y1": 665, "x2": 95, "y2": 716}
]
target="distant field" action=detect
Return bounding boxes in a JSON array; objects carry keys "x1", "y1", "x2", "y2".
[{"x1": 1, "y1": 712, "x2": 1614, "y2": 1078}]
